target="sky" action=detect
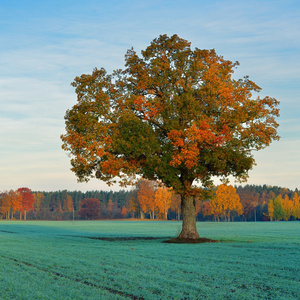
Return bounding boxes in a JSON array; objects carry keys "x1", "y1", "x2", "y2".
[{"x1": 0, "y1": 0, "x2": 299, "y2": 192}]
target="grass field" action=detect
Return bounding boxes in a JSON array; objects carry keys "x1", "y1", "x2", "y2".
[{"x1": 0, "y1": 220, "x2": 299, "y2": 299}]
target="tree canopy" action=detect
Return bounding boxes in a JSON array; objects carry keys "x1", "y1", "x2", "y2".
[{"x1": 61, "y1": 34, "x2": 279, "y2": 241}]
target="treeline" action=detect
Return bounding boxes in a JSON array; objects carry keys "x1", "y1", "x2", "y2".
[
  {"x1": 207, "y1": 184, "x2": 300, "y2": 222},
  {"x1": 0, "y1": 183, "x2": 299, "y2": 221},
  {"x1": 235, "y1": 185, "x2": 300, "y2": 222},
  {"x1": 0, "y1": 189, "x2": 131, "y2": 220}
]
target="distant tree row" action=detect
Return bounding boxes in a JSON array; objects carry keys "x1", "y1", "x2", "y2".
[
  {"x1": 0, "y1": 188, "x2": 35, "y2": 220},
  {"x1": 129, "y1": 181, "x2": 300, "y2": 222},
  {"x1": 198, "y1": 185, "x2": 300, "y2": 222},
  {"x1": 0, "y1": 189, "x2": 131, "y2": 220},
  {"x1": 267, "y1": 193, "x2": 300, "y2": 221},
  {"x1": 0, "y1": 183, "x2": 299, "y2": 221},
  {"x1": 127, "y1": 179, "x2": 181, "y2": 220},
  {"x1": 235, "y1": 185, "x2": 300, "y2": 222}
]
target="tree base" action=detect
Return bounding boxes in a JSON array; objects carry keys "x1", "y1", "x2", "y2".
[{"x1": 163, "y1": 237, "x2": 220, "y2": 244}]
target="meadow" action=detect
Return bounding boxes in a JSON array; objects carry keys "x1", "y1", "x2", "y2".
[{"x1": 0, "y1": 220, "x2": 299, "y2": 299}]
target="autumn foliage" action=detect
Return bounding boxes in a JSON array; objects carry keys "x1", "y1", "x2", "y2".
[
  {"x1": 155, "y1": 186, "x2": 173, "y2": 220},
  {"x1": 211, "y1": 185, "x2": 243, "y2": 221},
  {"x1": 137, "y1": 179, "x2": 156, "y2": 219},
  {"x1": 266, "y1": 192, "x2": 300, "y2": 221},
  {"x1": 17, "y1": 187, "x2": 35, "y2": 220},
  {"x1": 78, "y1": 198, "x2": 100, "y2": 219},
  {"x1": 134, "y1": 179, "x2": 174, "y2": 220},
  {"x1": 0, "y1": 188, "x2": 34, "y2": 220},
  {"x1": 0, "y1": 184, "x2": 299, "y2": 221},
  {"x1": 59, "y1": 34, "x2": 279, "y2": 240}
]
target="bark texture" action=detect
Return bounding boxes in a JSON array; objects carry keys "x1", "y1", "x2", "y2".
[{"x1": 178, "y1": 196, "x2": 200, "y2": 240}]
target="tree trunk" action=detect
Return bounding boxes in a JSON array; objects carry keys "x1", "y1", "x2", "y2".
[
  {"x1": 140, "y1": 211, "x2": 145, "y2": 219},
  {"x1": 178, "y1": 196, "x2": 200, "y2": 240}
]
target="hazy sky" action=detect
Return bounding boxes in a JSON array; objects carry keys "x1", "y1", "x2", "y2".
[{"x1": 1, "y1": 0, "x2": 299, "y2": 192}]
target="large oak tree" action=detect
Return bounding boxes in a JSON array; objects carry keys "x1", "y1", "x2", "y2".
[{"x1": 61, "y1": 34, "x2": 279, "y2": 242}]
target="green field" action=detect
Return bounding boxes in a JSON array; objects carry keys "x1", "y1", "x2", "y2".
[{"x1": 0, "y1": 220, "x2": 299, "y2": 299}]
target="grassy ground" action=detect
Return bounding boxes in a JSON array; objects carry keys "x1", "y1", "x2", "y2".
[{"x1": 0, "y1": 220, "x2": 299, "y2": 299}]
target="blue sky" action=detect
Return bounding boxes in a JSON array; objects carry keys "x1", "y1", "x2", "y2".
[{"x1": 0, "y1": 0, "x2": 299, "y2": 192}]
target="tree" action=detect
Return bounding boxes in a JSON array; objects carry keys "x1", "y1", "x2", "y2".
[
  {"x1": 128, "y1": 194, "x2": 140, "y2": 218},
  {"x1": 267, "y1": 200, "x2": 274, "y2": 221},
  {"x1": 291, "y1": 192, "x2": 300, "y2": 219},
  {"x1": 155, "y1": 186, "x2": 173, "y2": 219},
  {"x1": 211, "y1": 185, "x2": 243, "y2": 221},
  {"x1": 34, "y1": 192, "x2": 44, "y2": 213},
  {"x1": 106, "y1": 199, "x2": 114, "y2": 218},
  {"x1": 170, "y1": 194, "x2": 181, "y2": 221},
  {"x1": 61, "y1": 34, "x2": 280, "y2": 242},
  {"x1": 17, "y1": 187, "x2": 34, "y2": 220},
  {"x1": 210, "y1": 195, "x2": 224, "y2": 222},
  {"x1": 0, "y1": 192, "x2": 12, "y2": 218},
  {"x1": 137, "y1": 179, "x2": 156, "y2": 219},
  {"x1": 120, "y1": 206, "x2": 128, "y2": 218},
  {"x1": 282, "y1": 194, "x2": 293, "y2": 221},
  {"x1": 78, "y1": 198, "x2": 100, "y2": 219},
  {"x1": 273, "y1": 195, "x2": 285, "y2": 221},
  {"x1": 63, "y1": 194, "x2": 74, "y2": 220},
  {"x1": 200, "y1": 201, "x2": 213, "y2": 220},
  {"x1": 237, "y1": 185, "x2": 260, "y2": 221},
  {"x1": 8, "y1": 190, "x2": 22, "y2": 218},
  {"x1": 63, "y1": 195, "x2": 74, "y2": 212}
]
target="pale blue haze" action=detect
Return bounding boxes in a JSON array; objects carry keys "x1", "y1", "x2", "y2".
[{"x1": 0, "y1": 0, "x2": 299, "y2": 191}]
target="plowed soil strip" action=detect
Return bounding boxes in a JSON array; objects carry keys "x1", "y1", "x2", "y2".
[{"x1": 0, "y1": 255, "x2": 144, "y2": 300}]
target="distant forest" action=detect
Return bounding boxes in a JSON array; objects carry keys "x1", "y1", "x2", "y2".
[{"x1": 1, "y1": 184, "x2": 299, "y2": 222}]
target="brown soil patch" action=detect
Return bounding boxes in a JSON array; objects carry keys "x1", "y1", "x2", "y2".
[
  {"x1": 163, "y1": 237, "x2": 220, "y2": 244},
  {"x1": 62, "y1": 235, "x2": 220, "y2": 244}
]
